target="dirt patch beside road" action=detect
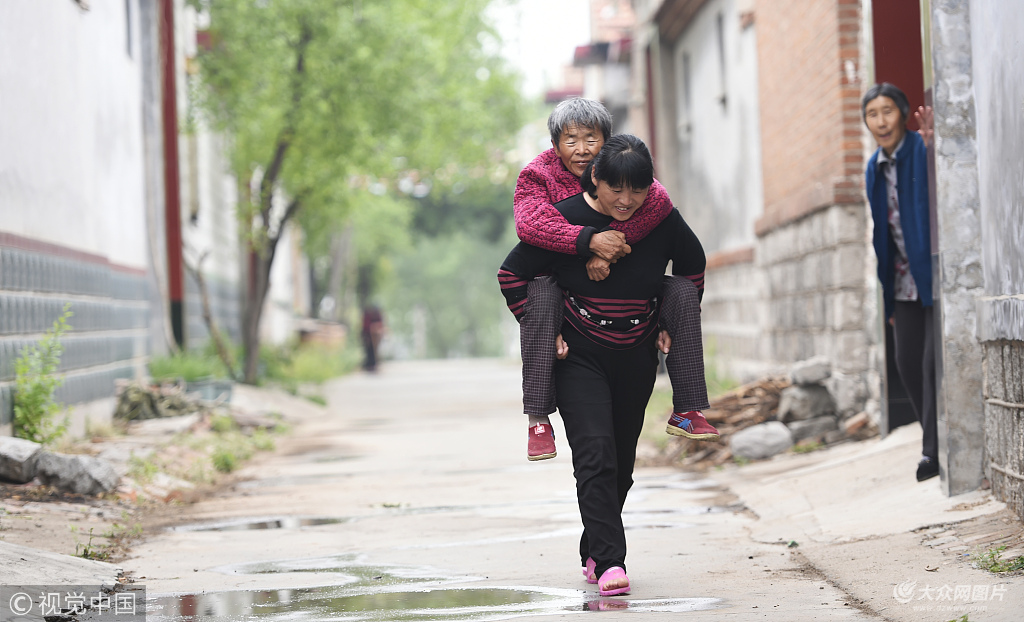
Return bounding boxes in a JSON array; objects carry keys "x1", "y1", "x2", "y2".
[{"x1": 0, "y1": 482, "x2": 138, "y2": 561}]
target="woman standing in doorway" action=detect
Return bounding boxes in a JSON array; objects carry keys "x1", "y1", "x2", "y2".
[{"x1": 863, "y1": 82, "x2": 937, "y2": 482}]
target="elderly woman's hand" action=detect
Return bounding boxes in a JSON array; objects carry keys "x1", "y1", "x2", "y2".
[
  {"x1": 656, "y1": 330, "x2": 671, "y2": 354},
  {"x1": 589, "y1": 231, "x2": 630, "y2": 262},
  {"x1": 586, "y1": 256, "x2": 612, "y2": 281},
  {"x1": 915, "y1": 105, "x2": 934, "y2": 148},
  {"x1": 555, "y1": 334, "x2": 569, "y2": 359}
]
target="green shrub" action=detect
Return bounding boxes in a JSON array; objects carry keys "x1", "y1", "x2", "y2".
[
  {"x1": 261, "y1": 341, "x2": 361, "y2": 389},
  {"x1": 210, "y1": 414, "x2": 237, "y2": 433},
  {"x1": 792, "y1": 440, "x2": 825, "y2": 454},
  {"x1": 148, "y1": 351, "x2": 228, "y2": 383},
  {"x1": 212, "y1": 448, "x2": 238, "y2": 473},
  {"x1": 303, "y1": 394, "x2": 327, "y2": 406},
  {"x1": 128, "y1": 453, "x2": 159, "y2": 484},
  {"x1": 153, "y1": 338, "x2": 360, "y2": 388},
  {"x1": 14, "y1": 305, "x2": 72, "y2": 445},
  {"x1": 251, "y1": 428, "x2": 275, "y2": 451}
]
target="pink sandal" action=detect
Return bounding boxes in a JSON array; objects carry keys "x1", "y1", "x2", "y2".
[
  {"x1": 598, "y1": 566, "x2": 630, "y2": 596},
  {"x1": 582, "y1": 557, "x2": 597, "y2": 584}
]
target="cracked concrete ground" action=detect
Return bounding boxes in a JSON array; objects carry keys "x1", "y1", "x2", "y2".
[{"x1": 4, "y1": 359, "x2": 1023, "y2": 620}]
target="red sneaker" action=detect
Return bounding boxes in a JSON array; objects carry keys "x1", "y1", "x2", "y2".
[
  {"x1": 666, "y1": 411, "x2": 720, "y2": 440},
  {"x1": 527, "y1": 423, "x2": 557, "y2": 461}
]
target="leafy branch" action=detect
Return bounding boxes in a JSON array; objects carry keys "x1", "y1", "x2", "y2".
[{"x1": 14, "y1": 304, "x2": 73, "y2": 445}]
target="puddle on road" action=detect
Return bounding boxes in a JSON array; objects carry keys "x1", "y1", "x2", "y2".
[
  {"x1": 170, "y1": 516, "x2": 350, "y2": 532},
  {"x1": 151, "y1": 555, "x2": 721, "y2": 620},
  {"x1": 543, "y1": 505, "x2": 726, "y2": 532},
  {"x1": 149, "y1": 586, "x2": 720, "y2": 621},
  {"x1": 632, "y1": 473, "x2": 720, "y2": 492},
  {"x1": 210, "y1": 554, "x2": 461, "y2": 584}
]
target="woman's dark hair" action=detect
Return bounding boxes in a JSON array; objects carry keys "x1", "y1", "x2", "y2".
[
  {"x1": 580, "y1": 134, "x2": 654, "y2": 198},
  {"x1": 862, "y1": 82, "x2": 910, "y2": 122}
]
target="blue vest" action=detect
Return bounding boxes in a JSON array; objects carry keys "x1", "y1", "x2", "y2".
[{"x1": 865, "y1": 130, "x2": 932, "y2": 320}]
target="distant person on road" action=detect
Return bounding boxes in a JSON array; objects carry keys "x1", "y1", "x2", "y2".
[
  {"x1": 863, "y1": 83, "x2": 937, "y2": 482},
  {"x1": 512, "y1": 97, "x2": 714, "y2": 463},
  {"x1": 499, "y1": 135, "x2": 706, "y2": 596},
  {"x1": 361, "y1": 304, "x2": 384, "y2": 372}
]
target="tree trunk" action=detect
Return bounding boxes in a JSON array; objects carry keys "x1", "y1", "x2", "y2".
[
  {"x1": 241, "y1": 198, "x2": 301, "y2": 384},
  {"x1": 183, "y1": 253, "x2": 240, "y2": 381},
  {"x1": 239, "y1": 27, "x2": 311, "y2": 384},
  {"x1": 242, "y1": 245, "x2": 267, "y2": 384},
  {"x1": 242, "y1": 236, "x2": 276, "y2": 384}
]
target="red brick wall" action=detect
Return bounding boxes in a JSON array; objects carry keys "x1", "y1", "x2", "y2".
[{"x1": 754, "y1": 0, "x2": 863, "y2": 236}]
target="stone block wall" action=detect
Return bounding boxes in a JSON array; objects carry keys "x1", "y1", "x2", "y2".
[
  {"x1": 702, "y1": 247, "x2": 767, "y2": 381},
  {"x1": 0, "y1": 238, "x2": 149, "y2": 431},
  {"x1": 755, "y1": 203, "x2": 877, "y2": 416},
  {"x1": 983, "y1": 341, "x2": 1024, "y2": 520}
]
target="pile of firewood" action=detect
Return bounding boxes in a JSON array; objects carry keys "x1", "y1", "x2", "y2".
[
  {"x1": 113, "y1": 380, "x2": 205, "y2": 421},
  {"x1": 667, "y1": 376, "x2": 791, "y2": 469}
]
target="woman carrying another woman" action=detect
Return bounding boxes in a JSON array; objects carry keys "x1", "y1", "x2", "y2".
[{"x1": 498, "y1": 135, "x2": 705, "y2": 595}]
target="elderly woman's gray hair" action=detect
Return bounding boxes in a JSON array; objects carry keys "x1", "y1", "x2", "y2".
[
  {"x1": 862, "y1": 83, "x2": 910, "y2": 122},
  {"x1": 547, "y1": 97, "x2": 613, "y2": 144}
]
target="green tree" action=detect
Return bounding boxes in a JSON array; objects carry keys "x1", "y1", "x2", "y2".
[{"x1": 192, "y1": 0, "x2": 522, "y2": 381}]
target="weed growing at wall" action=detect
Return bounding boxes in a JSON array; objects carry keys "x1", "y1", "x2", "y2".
[
  {"x1": 13, "y1": 304, "x2": 72, "y2": 445},
  {"x1": 71, "y1": 525, "x2": 108, "y2": 561},
  {"x1": 972, "y1": 545, "x2": 1024, "y2": 573}
]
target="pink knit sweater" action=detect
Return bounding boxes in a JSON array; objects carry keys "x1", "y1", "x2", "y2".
[{"x1": 513, "y1": 148, "x2": 674, "y2": 255}]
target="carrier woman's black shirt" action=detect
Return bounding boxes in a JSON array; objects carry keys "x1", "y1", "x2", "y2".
[{"x1": 498, "y1": 192, "x2": 705, "y2": 349}]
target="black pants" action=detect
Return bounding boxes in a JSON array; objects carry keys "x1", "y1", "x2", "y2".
[
  {"x1": 361, "y1": 333, "x2": 377, "y2": 371},
  {"x1": 555, "y1": 327, "x2": 658, "y2": 580},
  {"x1": 893, "y1": 301, "x2": 937, "y2": 460},
  {"x1": 522, "y1": 276, "x2": 708, "y2": 416}
]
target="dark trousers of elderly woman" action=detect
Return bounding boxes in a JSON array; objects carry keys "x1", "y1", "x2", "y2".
[{"x1": 555, "y1": 325, "x2": 659, "y2": 581}]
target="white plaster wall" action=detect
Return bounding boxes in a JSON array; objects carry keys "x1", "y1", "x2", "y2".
[
  {"x1": 183, "y1": 128, "x2": 240, "y2": 283},
  {"x1": 0, "y1": 0, "x2": 147, "y2": 269},
  {"x1": 669, "y1": 0, "x2": 763, "y2": 254},
  {"x1": 970, "y1": 2, "x2": 1024, "y2": 301}
]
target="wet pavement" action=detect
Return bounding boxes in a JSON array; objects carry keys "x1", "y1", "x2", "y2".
[
  {"x1": 152, "y1": 585, "x2": 721, "y2": 621},
  {"x1": 126, "y1": 359, "x2": 879, "y2": 621}
]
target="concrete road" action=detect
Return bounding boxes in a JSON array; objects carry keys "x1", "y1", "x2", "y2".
[{"x1": 125, "y1": 359, "x2": 1014, "y2": 621}]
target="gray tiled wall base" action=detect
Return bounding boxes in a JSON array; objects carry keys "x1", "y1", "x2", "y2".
[
  {"x1": 0, "y1": 243, "x2": 152, "y2": 429},
  {"x1": 184, "y1": 271, "x2": 242, "y2": 349},
  {"x1": 0, "y1": 365, "x2": 135, "y2": 427}
]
